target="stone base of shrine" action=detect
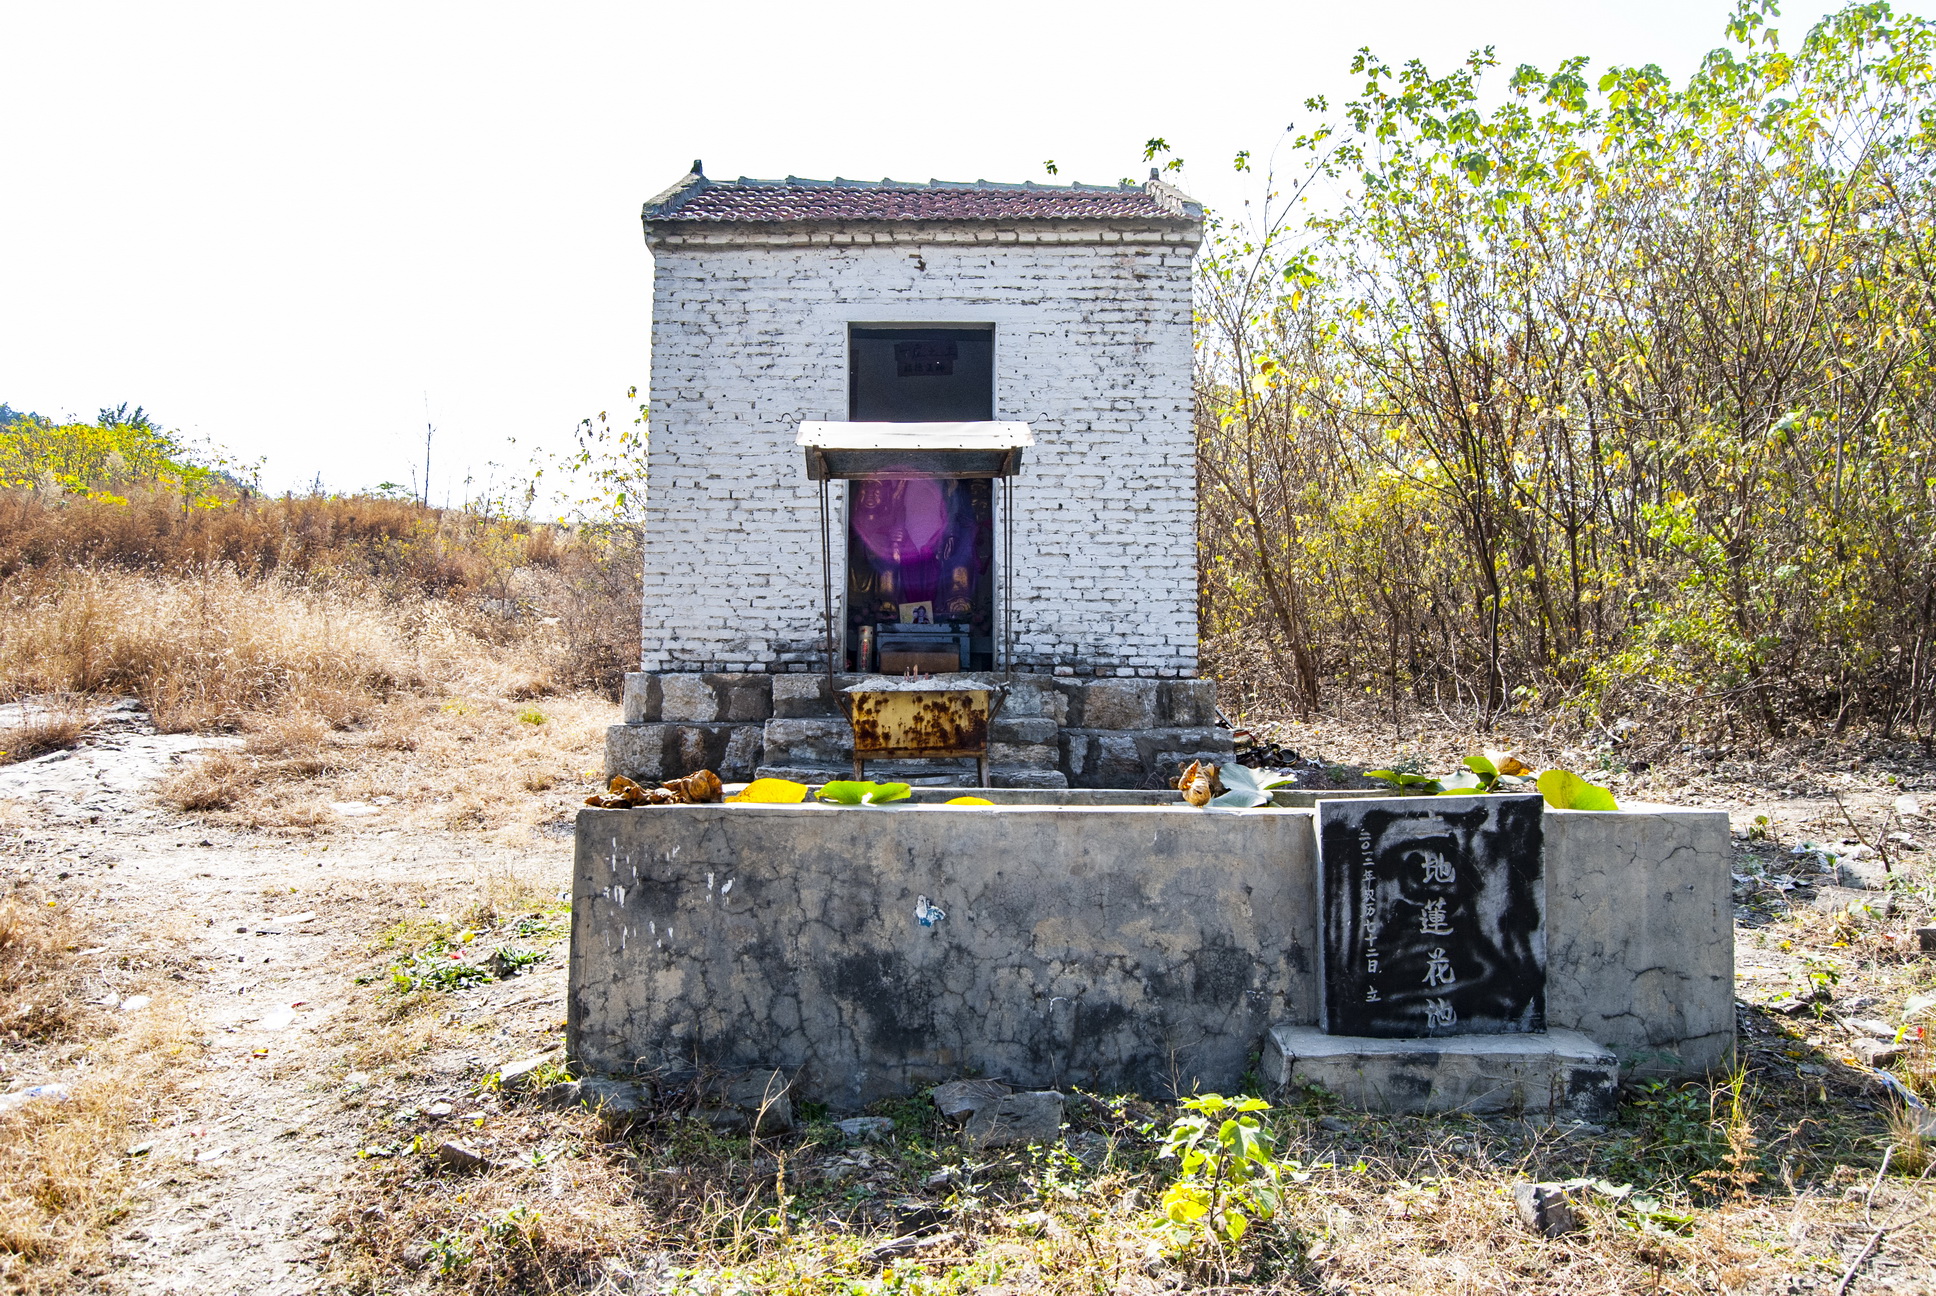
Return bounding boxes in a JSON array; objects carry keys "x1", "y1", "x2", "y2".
[
  {"x1": 604, "y1": 671, "x2": 1233, "y2": 791},
  {"x1": 1261, "y1": 1025, "x2": 1620, "y2": 1120}
]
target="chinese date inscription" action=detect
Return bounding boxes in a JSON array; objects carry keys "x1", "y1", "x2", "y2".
[{"x1": 1318, "y1": 794, "x2": 1545, "y2": 1038}]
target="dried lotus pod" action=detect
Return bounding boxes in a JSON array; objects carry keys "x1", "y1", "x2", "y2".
[
  {"x1": 663, "y1": 769, "x2": 724, "y2": 804},
  {"x1": 1178, "y1": 760, "x2": 1216, "y2": 807},
  {"x1": 608, "y1": 775, "x2": 651, "y2": 805},
  {"x1": 644, "y1": 787, "x2": 680, "y2": 805}
]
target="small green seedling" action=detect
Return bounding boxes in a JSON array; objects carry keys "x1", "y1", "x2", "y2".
[
  {"x1": 1364, "y1": 769, "x2": 1446, "y2": 794},
  {"x1": 1158, "y1": 1093, "x2": 1303, "y2": 1246}
]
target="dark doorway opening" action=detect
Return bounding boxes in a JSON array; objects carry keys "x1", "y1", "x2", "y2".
[
  {"x1": 846, "y1": 476, "x2": 994, "y2": 672},
  {"x1": 849, "y1": 326, "x2": 994, "y2": 422}
]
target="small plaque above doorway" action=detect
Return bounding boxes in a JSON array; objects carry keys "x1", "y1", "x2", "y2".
[{"x1": 1317, "y1": 795, "x2": 1545, "y2": 1038}]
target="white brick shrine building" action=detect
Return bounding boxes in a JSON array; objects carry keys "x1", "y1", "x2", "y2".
[{"x1": 608, "y1": 163, "x2": 1231, "y2": 789}]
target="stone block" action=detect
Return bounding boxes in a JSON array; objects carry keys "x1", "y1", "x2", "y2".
[
  {"x1": 964, "y1": 1091, "x2": 1065, "y2": 1149},
  {"x1": 606, "y1": 722, "x2": 764, "y2": 783},
  {"x1": 991, "y1": 716, "x2": 1059, "y2": 745},
  {"x1": 1261, "y1": 1024, "x2": 1618, "y2": 1120},
  {"x1": 707, "y1": 674, "x2": 775, "y2": 723},
  {"x1": 1060, "y1": 727, "x2": 1237, "y2": 789},
  {"x1": 1139, "y1": 727, "x2": 1235, "y2": 772},
  {"x1": 1159, "y1": 679, "x2": 1219, "y2": 728},
  {"x1": 1065, "y1": 678, "x2": 1160, "y2": 730},
  {"x1": 436, "y1": 1140, "x2": 494, "y2": 1174},
  {"x1": 605, "y1": 724, "x2": 669, "y2": 783},
  {"x1": 1812, "y1": 886, "x2": 1893, "y2": 917},
  {"x1": 1837, "y1": 858, "x2": 1889, "y2": 890},
  {"x1": 752, "y1": 765, "x2": 831, "y2": 784},
  {"x1": 722, "y1": 726, "x2": 763, "y2": 779},
  {"x1": 761, "y1": 718, "x2": 852, "y2": 766},
  {"x1": 772, "y1": 673, "x2": 836, "y2": 718},
  {"x1": 660, "y1": 674, "x2": 720, "y2": 722},
  {"x1": 1544, "y1": 805, "x2": 1733, "y2": 1078},
  {"x1": 1514, "y1": 1181, "x2": 1588, "y2": 1237},
  {"x1": 622, "y1": 672, "x2": 661, "y2": 724},
  {"x1": 1000, "y1": 678, "x2": 1068, "y2": 724},
  {"x1": 1060, "y1": 731, "x2": 1147, "y2": 788},
  {"x1": 988, "y1": 742, "x2": 1058, "y2": 768},
  {"x1": 988, "y1": 768, "x2": 1070, "y2": 790},
  {"x1": 716, "y1": 1069, "x2": 793, "y2": 1134},
  {"x1": 931, "y1": 1078, "x2": 1011, "y2": 1121}
]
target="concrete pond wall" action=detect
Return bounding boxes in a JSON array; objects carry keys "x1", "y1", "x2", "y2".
[{"x1": 567, "y1": 799, "x2": 1731, "y2": 1109}]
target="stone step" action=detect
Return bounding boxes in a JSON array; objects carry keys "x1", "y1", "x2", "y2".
[
  {"x1": 1260, "y1": 1024, "x2": 1618, "y2": 1119},
  {"x1": 755, "y1": 764, "x2": 1069, "y2": 790}
]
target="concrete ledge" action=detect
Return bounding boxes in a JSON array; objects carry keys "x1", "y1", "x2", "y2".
[
  {"x1": 1544, "y1": 804, "x2": 1733, "y2": 1078},
  {"x1": 568, "y1": 804, "x2": 1319, "y2": 1108},
  {"x1": 1262, "y1": 1024, "x2": 1618, "y2": 1119}
]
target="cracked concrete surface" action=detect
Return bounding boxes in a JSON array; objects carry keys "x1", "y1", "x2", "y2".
[
  {"x1": 1545, "y1": 804, "x2": 1734, "y2": 1076},
  {"x1": 569, "y1": 800, "x2": 1735, "y2": 1110},
  {"x1": 569, "y1": 804, "x2": 1319, "y2": 1107}
]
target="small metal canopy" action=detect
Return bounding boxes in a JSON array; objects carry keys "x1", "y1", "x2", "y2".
[
  {"x1": 797, "y1": 421, "x2": 1033, "y2": 481},
  {"x1": 800, "y1": 421, "x2": 1030, "y2": 687}
]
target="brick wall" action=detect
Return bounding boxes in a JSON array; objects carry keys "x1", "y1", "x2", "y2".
[{"x1": 641, "y1": 219, "x2": 1201, "y2": 677}]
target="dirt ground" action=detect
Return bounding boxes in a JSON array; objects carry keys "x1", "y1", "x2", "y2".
[
  {"x1": 6, "y1": 697, "x2": 1936, "y2": 1293},
  {"x1": 0, "y1": 696, "x2": 588, "y2": 1294}
]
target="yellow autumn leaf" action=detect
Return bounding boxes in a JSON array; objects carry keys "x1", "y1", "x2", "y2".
[{"x1": 724, "y1": 778, "x2": 810, "y2": 804}]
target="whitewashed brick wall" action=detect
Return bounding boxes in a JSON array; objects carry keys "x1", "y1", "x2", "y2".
[{"x1": 640, "y1": 219, "x2": 1200, "y2": 677}]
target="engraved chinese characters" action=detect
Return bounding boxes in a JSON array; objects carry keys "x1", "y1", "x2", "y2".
[{"x1": 1318, "y1": 795, "x2": 1546, "y2": 1038}]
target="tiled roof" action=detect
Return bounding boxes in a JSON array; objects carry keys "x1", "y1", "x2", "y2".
[{"x1": 642, "y1": 166, "x2": 1200, "y2": 224}]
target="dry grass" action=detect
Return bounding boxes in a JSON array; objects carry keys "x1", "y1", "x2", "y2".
[
  {"x1": 0, "y1": 557, "x2": 617, "y2": 835},
  {"x1": 0, "y1": 489, "x2": 641, "y2": 696},
  {"x1": 0, "y1": 702, "x2": 87, "y2": 766},
  {"x1": 313, "y1": 1061, "x2": 1936, "y2": 1296},
  {"x1": 0, "y1": 890, "x2": 196, "y2": 1293},
  {"x1": 147, "y1": 690, "x2": 607, "y2": 835}
]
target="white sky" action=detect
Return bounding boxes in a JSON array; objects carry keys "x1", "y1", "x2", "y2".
[{"x1": 0, "y1": 0, "x2": 1863, "y2": 501}]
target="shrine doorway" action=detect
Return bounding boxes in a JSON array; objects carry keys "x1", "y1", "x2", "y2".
[{"x1": 845, "y1": 475, "x2": 994, "y2": 672}]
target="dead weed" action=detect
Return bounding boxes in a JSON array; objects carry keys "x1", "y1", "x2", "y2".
[
  {"x1": 0, "y1": 890, "x2": 197, "y2": 1293},
  {"x1": 0, "y1": 703, "x2": 88, "y2": 766}
]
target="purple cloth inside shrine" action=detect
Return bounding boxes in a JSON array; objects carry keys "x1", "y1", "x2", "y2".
[{"x1": 848, "y1": 478, "x2": 981, "y2": 617}]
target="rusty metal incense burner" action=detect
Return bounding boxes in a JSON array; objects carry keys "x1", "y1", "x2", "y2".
[{"x1": 837, "y1": 681, "x2": 1008, "y2": 787}]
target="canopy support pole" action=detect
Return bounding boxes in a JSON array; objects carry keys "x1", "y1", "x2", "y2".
[
  {"x1": 819, "y1": 478, "x2": 836, "y2": 694},
  {"x1": 1002, "y1": 475, "x2": 1015, "y2": 676}
]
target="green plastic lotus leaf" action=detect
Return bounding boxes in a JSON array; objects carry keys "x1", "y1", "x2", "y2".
[
  {"x1": 1536, "y1": 768, "x2": 1619, "y2": 811},
  {"x1": 1209, "y1": 789, "x2": 1270, "y2": 808},
  {"x1": 1365, "y1": 770, "x2": 1444, "y2": 794},
  {"x1": 1222, "y1": 764, "x2": 1296, "y2": 796},
  {"x1": 815, "y1": 780, "x2": 912, "y2": 806}
]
